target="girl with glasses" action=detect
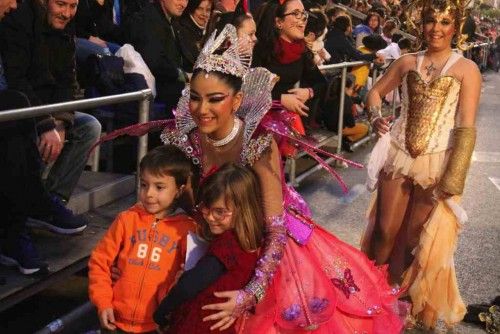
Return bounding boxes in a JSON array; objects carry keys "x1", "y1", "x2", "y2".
[{"x1": 154, "y1": 163, "x2": 263, "y2": 334}]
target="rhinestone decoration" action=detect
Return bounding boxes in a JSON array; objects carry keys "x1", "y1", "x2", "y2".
[
  {"x1": 194, "y1": 24, "x2": 252, "y2": 78},
  {"x1": 331, "y1": 268, "x2": 360, "y2": 299},
  {"x1": 242, "y1": 133, "x2": 273, "y2": 166},
  {"x1": 405, "y1": 70, "x2": 456, "y2": 158},
  {"x1": 206, "y1": 118, "x2": 242, "y2": 147}
]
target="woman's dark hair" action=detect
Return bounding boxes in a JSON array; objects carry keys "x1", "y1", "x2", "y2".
[
  {"x1": 361, "y1": 34, "x2": 387, "y2": 51},
  {"x1": 192, "y1": 68, "x2": 243, "y2": 92},
  {"x1": 333, "y1": 15, "x2": 352, "y2": 33},
  {"x1": 302, "y1": 0, "x2": 326, "y2": 10},
  {"x1": 233, "y1": 12, "x2": 254, "y2": 30},
  {"x1": 363, "y1": 12, "x2": 381, "y2": 31},
  {"x1": 305, "y1": 9, "x2": 327, "y2": 38},
  {"x1": 183, "y1": 0, "x2": 214, "y2": 17},
  {"x1": 204, "y1": 0, "x2": 248, "y2": 42},
  {"x1": 253, "y1": 0, "x2": 291, "y2": 64}
]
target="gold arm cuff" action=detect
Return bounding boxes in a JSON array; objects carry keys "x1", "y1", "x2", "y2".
[{"x1": 439, "y1": 127, "x2": 476, "y2": 195}]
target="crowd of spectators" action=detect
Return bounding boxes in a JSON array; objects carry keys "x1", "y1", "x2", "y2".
[{"x1": 0, "y1": 0, "x2": 497, "y2": 276}]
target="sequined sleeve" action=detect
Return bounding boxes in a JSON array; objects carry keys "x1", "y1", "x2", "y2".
[{"x1": 234, "y1": 139, "x2": 287, "y2": 314}]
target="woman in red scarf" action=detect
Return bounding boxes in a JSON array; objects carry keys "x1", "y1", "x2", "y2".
[{"x1": 253, "y1": 0, "x2": 326, "y2": 156}]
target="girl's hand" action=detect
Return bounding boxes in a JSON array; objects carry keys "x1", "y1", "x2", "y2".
[
  {"x1": 287, "y1": 87, "x2": 311, "y2": 102},
  {"x1": 202, "y1": 290, "x2": 239, "y2": 330},
  {"x1": 99, "y1": 308, "x2": 116, "y2": 330},
  {"x1": 281, "y1": 94, "x2": 309, "y2": 117}
]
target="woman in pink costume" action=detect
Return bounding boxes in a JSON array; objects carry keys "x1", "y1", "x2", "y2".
[
  {"x1": 361, "y1": 0, "x2": 481, "y2": 329},
  {"x1": 159, "y1": 22, "x2": 403, "y2": 333}
]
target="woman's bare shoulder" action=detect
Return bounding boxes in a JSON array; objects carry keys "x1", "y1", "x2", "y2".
[
  {"x1": 451, "y1": 56, "x2": 481, "y2": 81},
  {"x1": 396, "y1": 52, "x2": 419, "y2": 69}
]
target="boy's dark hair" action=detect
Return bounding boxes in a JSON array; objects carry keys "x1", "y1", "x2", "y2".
[
  {"x1": 398, "y1": 38, "x2": 411, "y2": 51},
  {"x1": 333, "y1": 15, "x2": 352, "y2": 33},
  {"x1": 305, "y1": 9, "x2": 328, "y2": 38},
  {"x1": 391, "y1": 33, "x2": 403, "y2": 43},
  {"x1": 345, "y1": 73, "x2": 356, "y2": 89},
  {"x1": 139, "y1": 145, "x2": 193, "y2": 187},
  {"x1": 362, "y1": 34, "x2": 387, "y2": 51}
]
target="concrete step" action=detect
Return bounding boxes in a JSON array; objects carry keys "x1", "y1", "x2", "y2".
[
  {"x1": 0, "y1": 194, "x2": 136, "y2": 313},
  {"x1": 67, "y1": 171, "x2": 136, "y2": 215}
]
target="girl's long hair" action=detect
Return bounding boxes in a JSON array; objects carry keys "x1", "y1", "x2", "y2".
[{"x1": 197, "y1": 163, "x2": 264, "y2": 251}]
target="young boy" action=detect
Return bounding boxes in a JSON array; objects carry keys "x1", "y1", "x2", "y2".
[
  {"x1": 323, "y1": 73, "x2": 369, "y2": 151},
  {"x1": 88, "y1": 145, "x2": 196, "y2": 333}
]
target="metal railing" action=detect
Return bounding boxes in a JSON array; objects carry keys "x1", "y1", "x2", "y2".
[
  {"x1": 318, "y1": 60, "x2": 384, "y2": 154},
  {"x1": 464, "y1": 42, "x2": 495, "y2": 69},
  {"x1": 333, "y1": 4, "x2": 416, "y2": 41},
  {"x1": 0, "y1": 89, "x2": 153, "y2": 178},
  {"x1": 285, "y1": 59, "x2": 386, "y2": 186}
]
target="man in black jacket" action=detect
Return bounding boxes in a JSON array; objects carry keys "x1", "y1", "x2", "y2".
[
  {"x1": 127, "y1": 0, "x2": 188, "y2": 118},
  {"x1": 0, "y1": 0, "x2": 101, "y2": 274}
]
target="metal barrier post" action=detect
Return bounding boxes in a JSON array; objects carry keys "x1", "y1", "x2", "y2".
[
  {"x1": 482, "y1": 44, "x2": 488, "y2": 69},
  {"x1": 136, "y1": 97, "x2": 151, "y2": 194},
  {"x1": 335, "y1": 66, "x2": 348, "y2": 165},
  {"x1": 372, "y1": 68, "x2": 379, "y2": 86},
  {"x1": 391, "y1": 88, "x2": 398, "y2": 118}
]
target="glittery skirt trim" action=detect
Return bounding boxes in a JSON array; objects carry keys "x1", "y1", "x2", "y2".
[
  {"x1": 237, "y1": 225, "x2": 403, "y2": 334},
  {"x1": 383, "y1": 141, "x2": 450, "y2": 189}
]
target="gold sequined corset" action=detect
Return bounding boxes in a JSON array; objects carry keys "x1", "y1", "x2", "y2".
[{"x1": 391, "y1": 70, "x2": 461, "y2": 158}]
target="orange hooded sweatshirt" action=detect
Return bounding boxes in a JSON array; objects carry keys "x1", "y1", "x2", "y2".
[{"x1": 88, "y1": 204, "x2": 196, "y2": 333}]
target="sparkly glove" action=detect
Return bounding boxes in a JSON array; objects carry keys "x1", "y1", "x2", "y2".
[
  {"x1": 438, "y1": 127, "x2": 476, "y2": 195},
  {"x1": 235, "y1": 214, "x2": 287, "y2": 315}
]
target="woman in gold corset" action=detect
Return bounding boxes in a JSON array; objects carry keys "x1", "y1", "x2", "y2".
[{"x1": 360, "y1": 0, "x2": 481, "y2": 329}]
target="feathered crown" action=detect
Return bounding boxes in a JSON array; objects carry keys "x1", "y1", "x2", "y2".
[
  {"x1": 194, "y1": 24, "x2": 252, "y2": 78},
  {"x1": 404, "y1": 0, "x2": 473, "y2": 50}
]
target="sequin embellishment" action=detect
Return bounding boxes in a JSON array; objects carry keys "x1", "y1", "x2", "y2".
[
  {"x1": 405, "y1": 70, "x2": 456, "y2": 158},
  {"x1": 331, "y1": 268, "x2": 360, "y2": 299}
]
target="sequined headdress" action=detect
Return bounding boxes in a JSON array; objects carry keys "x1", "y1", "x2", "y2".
[
  {"x1": 404, "y1": 0, "x2": 473, "y2": 50},
  {"x1": 194, "y1": 24, "x2": 252, "y2": 78}
]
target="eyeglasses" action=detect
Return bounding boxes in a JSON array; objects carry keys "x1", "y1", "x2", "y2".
[
  {"x1": 197, "y1": 204, "x2": 233, "y2": 220},
  {"x1": 282, "y1": 10, "x2": 309, "y2": 21}
]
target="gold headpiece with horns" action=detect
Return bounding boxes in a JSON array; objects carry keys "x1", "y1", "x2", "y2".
[{"x1": 404, "y1": 0, "x2": 473, "y2": 51}]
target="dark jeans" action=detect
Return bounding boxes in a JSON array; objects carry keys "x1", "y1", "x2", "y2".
[
  {"x1": 43, "y1": 112, "x2": 101, "y2": 200},
  {"x1": 0, "y1": 91, "x2": 53, "y2": 238}
]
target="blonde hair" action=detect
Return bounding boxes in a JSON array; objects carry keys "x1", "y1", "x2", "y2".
[{"x1": 197, "y1": 163, "x2": 264, "y2": 252}]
